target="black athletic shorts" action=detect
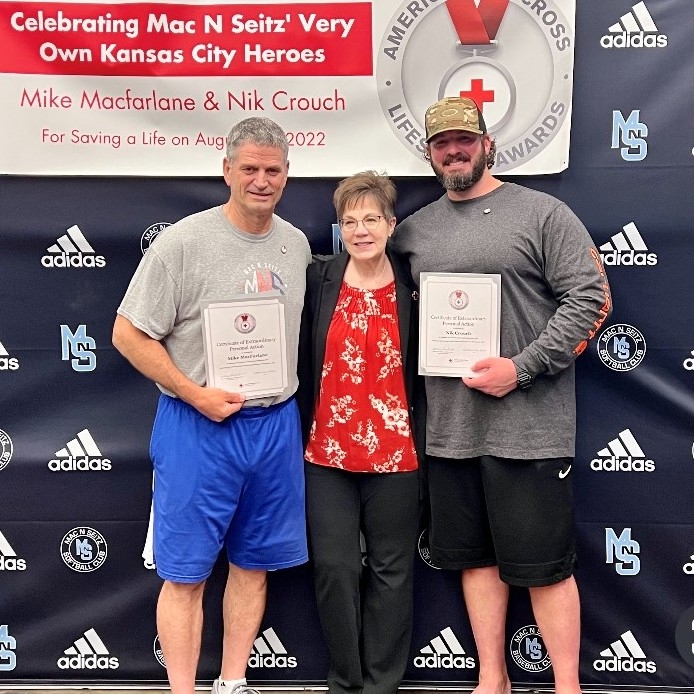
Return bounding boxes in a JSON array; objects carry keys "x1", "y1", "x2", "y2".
[{"x1": 427, "y1": 455, "x2": 577, "y2": 587}]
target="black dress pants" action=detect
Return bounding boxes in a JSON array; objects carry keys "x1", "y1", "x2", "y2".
[{"x1": 305, "y1": 462, "x2": 420, "y2": 694}]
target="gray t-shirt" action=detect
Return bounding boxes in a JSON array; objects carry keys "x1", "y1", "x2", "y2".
[
  {"x1": 392, "y1": 182, "x2": 611, "y2": 459},
  {"x1": 117, "y1": 206, "x2": 311, "y2": 407}
]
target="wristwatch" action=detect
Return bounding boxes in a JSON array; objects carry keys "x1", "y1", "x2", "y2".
[{"x1": 515, "y1": 364, "x2": 534, "y2": 390}]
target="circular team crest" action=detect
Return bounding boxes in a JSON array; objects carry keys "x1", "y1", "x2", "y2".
[
  {"x1": 234, "y1": 313, "x2": 256, "y2": 334},
  {"x1": 509, "y1": 624, "x2": 552, "y2": 672},
  {"x1": 141, "y1": 222, "x2": 171, "y2": 255},
  {"x1": 449, "y1": 289, "x2": 470, "y2": 310},
  {"x1": 417, "y1": 529, "x2": 440, "y2": 569},
  {"x1": 60, "y1": 526, "x2": 108, "y2": 572},
  {"x1": 0, "y1": 429, "x2": 13, "y2": 471},
  {"x1": 153, "y1": 635, "x2": 167, "y2": 668},
  {"x1": 597, "y1": 324, "x2": 646, "y2": 372},
  {"x1": 377, "y1": 0, "x2": 574, "y2": 173}
]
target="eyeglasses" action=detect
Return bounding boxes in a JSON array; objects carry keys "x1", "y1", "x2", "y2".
[{"x1": 338, "y1": 215, "x2": 384, "y2": 232}]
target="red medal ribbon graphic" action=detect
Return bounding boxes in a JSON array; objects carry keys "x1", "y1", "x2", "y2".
[{"x1": 445, "y1": 0, "x2": 510, "y2": 44}]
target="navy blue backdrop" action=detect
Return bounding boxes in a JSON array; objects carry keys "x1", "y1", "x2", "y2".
[{"x1": 2, "y1": 0, "x2": 694, "y2": 690}]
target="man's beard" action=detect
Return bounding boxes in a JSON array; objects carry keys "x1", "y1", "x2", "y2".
[{"x1": 433, "y1": 149, "x2": 486, "y2": 192}]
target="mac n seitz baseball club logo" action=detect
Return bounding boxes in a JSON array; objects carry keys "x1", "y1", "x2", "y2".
[
  {"x1": 378, "y1": 0, "x2": 574, "y2": 173},
  {"x1": 509, "y1": 624, "x2": 551, "y2": 672}
]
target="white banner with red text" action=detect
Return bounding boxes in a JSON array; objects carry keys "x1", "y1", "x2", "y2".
[{"x1": 0, "y1": 0, "x2": 576, "y2": 176}]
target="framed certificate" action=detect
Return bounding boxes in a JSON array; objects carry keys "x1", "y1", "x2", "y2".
[
  {"x1": 419, "y1": 272, "x2": 501, "y2": 378},
  {"x1": 201, "y1": 295, "x2": 289, "y2": 398}
]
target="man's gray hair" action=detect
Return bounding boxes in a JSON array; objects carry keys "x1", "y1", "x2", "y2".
[{"x1": 226, "y1": 117, "x2": 289, "y2": 162}]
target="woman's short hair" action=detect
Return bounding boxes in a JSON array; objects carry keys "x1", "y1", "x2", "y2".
[{"x1": 333, "y1": 170, "x2": 396, "y2": 220}]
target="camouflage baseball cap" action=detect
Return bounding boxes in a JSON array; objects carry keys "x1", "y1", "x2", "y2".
[{"x1": 425, "y1": 96, "x2": 487, "y2": 142}]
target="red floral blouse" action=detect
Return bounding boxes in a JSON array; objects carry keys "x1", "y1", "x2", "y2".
[{"x1": 305, "y1": 280, "x2": 418, "y2": 473}]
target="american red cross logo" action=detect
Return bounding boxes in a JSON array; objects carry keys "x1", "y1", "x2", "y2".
[{"x1": 460, "y1": 79, "x2": 495, "y2": 111}]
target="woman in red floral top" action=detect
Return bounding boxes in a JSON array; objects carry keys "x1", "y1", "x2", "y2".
[{"x1": 298, "y1": 171, "x2": 425, "y2": 694}]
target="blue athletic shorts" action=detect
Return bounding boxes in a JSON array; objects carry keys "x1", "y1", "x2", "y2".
[{"x1": 150, "y1": 395, "x2": 308, "y2": 582}]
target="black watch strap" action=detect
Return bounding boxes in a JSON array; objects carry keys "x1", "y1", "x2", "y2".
[{"x1": 515, "y1": 365, "x2": 534, "y2": 390}]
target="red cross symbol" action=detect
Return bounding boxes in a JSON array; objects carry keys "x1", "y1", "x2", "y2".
[{"x1": 460, "y1": 79, "x2": 495, "y2": 111}]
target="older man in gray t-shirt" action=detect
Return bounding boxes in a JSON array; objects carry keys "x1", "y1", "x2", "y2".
[{"x1": 113, "y1": 118, "x2": 310, "y2": 694}]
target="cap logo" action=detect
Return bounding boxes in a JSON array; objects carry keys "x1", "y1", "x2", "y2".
[{"x1": 425, "y1": 97, "x2": 485, "y2": 141}]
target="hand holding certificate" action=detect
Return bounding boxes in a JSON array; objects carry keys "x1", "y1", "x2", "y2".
[
  {"x1": 419, "y1": 272, "x2": 501, "y2": 378},
  {"x1": 202, "y1": 295, "x2": 289, "y2": 399}
]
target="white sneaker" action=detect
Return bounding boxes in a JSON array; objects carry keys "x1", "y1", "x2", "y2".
[{"x1": 212, "y1": 678, "x2": 260, "y2": 694}]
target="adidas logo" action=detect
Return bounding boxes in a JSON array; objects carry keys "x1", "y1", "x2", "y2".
[
  {"x1": 413, "y1": 627, "x2": 476, "y2": 669},
  {"x1": 57, "y1": 628, "x2": 119, "y2": 669},
  {"x1": 0, "y1": 530, "x2": 26, "y2": 571},
  {"x1": 247, "y1": 628, "x2": 297, "y2": 668},
  {"x1": 41, "y1": 225, "x2": 106, "y2": 268},
  {"x1": 0, "y1": 340, "x2": 19, "y2": 371},
  {"x1": 593, "y1": 630, "x2": 656, "y2": 672},
  {"x1": 591, "y1": 429, "x2": 655, "y2": 472},
  {"x1": 600, "y1": 2, "x2": 667, "y2": 48},
  {"x1": 599, "y1": 223, "x2": 657, "y2": 266},
  {"x1": 48, "y1": 429, "x2": 112, "y2": 471}
]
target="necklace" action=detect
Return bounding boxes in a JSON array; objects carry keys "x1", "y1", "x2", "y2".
[{"x1": 349, "y1": 256, "x2": 389, "y2": 289}]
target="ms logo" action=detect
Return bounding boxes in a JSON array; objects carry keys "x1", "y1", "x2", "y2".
[
  {"x1": 613, "y1": 337, "x2": 630, "y2": 360},
  {"x1": 61, "y1": 527, "x2": 108, "y2": 572},
  {"x1": 612, "y1": 110, "x2": 648, "y2": 162},
  {"x1": 526, "y1": 638, "x2": 543, "y2": 660},
  {"x1": 332, "y1": 223, "x2": 344, "y2": 255},
  {"x1": 0, "y1": 624, "x2": 17, "y2": 671},
  {"x1": 606, "y1": 528, "x2": 641, "y2": 575},
  {"x1": 61, "y1": 325, "x2": 96, "y2": 372},
  {"x1": 75, "y1": 539, "x2": 93, "y2": 561},
  {"x1": 597, "y1": 324, "x2": 646, "y2": 372},
  {"x1": 509, "y1": 625, "x2": 551, "y2": 672}
]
